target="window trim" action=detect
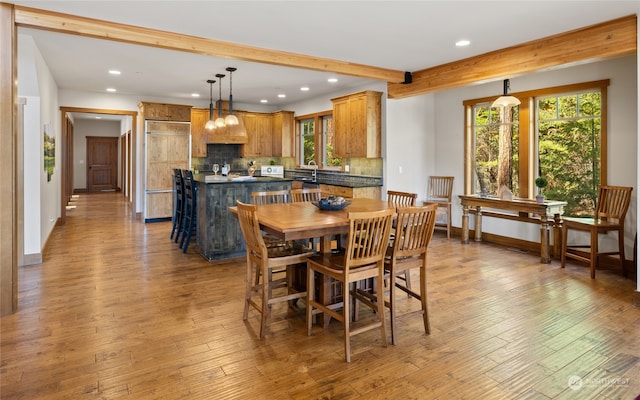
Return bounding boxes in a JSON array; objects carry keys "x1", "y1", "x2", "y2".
[
  {"x1": 463, "y1": 79, "x2": 609, "y2": 197},
  {"x1": 295, "y1": 110, "x2": 341, "y2": 170}
]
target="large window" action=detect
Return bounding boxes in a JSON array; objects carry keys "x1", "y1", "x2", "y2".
[
  {"x1": 464, "y1": 80, "x2": 608, "y2": 217},
  {"x1": 296, "y1": 111, "x2": 341, "y2": 169}
]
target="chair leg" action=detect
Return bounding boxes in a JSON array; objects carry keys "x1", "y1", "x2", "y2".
[
  {"x1": 446, "y1": 205, "x2": 451, "y2": 239},
  {"x1": 376, "y1": 267, "x2": 388, "y2": 349},
  {"x1": 617, "y1": 229, "x2": 626, "y2": 276},
  {"x1": 306, "y1": 265, "x2": 314, "y2": 336},
  {"x1": 403, "y1": 271, "x2": 412, "y2": 297},
  {"x1": 343, "y1": 283, "x2": 351, "y2": 363},
  {"x1": 390, "y1": 271, "x2": 398, "y2": 345},
  {"x1": 590, "y1": 228, "x2": 598, "y2": 279},
  {"x1": 243, "y1": 256, "x2": 253, "y2": 321},
  {"x1": 259, "y1": 264, "x2": 270, "y2": 339},
  {"x1": 420, "y1": 265, "x2": 430, "y2": 335}
]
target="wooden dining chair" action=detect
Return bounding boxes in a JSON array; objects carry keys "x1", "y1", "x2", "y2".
[
  {"x1": 236, "y1": 201, "x2": 315, "y2": 339},
  {"x1": 386, "y1": 190, "x2": 418, "y2": 291},
  {"x1": 425, "y1": 176, "x2": 454, "y2": 239},
  {"x1": 383, "y1": 204, "x2": 437, "y2": 344},
  {"x1": 306, "y1": 208, "x2": 394, "y2": 362},
  {"x1": 170, "y1": 169, "x2": 185, "y2": 243},
  {"x1": 251, "y1": 189, "x2": 290, "y2": 205},
  {"x1": 561, "y1": 185, "x2": 633, "y2": 279},
  {"x1": 290, "y1": 187, "x2": 323, "y2": 203}
]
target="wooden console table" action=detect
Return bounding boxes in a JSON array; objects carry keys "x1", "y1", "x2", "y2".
[{"x1": 459, "y1": 195, "x2": 567, "y2": 263}]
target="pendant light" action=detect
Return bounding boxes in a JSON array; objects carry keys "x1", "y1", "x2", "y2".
[
  {"x1": 214, "y1": 73, "x2": 227, "y2": 128},
  {"x1": 225, "y1": 67, "x2": 239, "y2": 126},
  {"x1": 491, "y1": 79, "x2": 521, "y2": 108},
  {"x1": 204, "y1": 79, "x2": 216, "y2": 130}
]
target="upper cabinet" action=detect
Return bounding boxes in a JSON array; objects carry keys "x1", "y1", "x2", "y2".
[
  {"x1": 241, "y1": 112, "x2": 273, "y2": 157},
  {"x1": 331, "y1": 91, "x2": 382, "y2": 158},
  {"x1": 190, "y1": 108, "x2": 209, "y2": 157},
  {"x1": 139, "y1": 102, "x2": 191, "y2": 122},
  {"x1": 271, "y1": 111, "x2": 294, "y2": 157}
]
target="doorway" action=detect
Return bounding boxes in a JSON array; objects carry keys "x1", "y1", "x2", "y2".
[{"x1": 86, "y1": 136, "x2": 118, "y2": 192}]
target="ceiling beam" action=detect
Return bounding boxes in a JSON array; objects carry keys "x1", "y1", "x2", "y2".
[
  {"x1": 14, "y1": 5, "x2": 407, "y2": 84},
  {"x1": 388, "y1": 15, "x2": 637, "y2": 99}
]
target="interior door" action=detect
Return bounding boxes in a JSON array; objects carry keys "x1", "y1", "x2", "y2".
[{"x1": 87, "y1": 136, "x2": 118, "y2": 192}]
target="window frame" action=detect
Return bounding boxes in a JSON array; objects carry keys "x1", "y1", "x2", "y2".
[
  {"x1": 463, "y1": 79, "x2": 609, "y2": 199},
  {"x1": 295, "y1": 110, "x2": 341, "y2": 171}
]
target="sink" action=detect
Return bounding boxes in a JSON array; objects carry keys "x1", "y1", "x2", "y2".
[{"x1": 296, "y1": 177, "x2": 315, "y2": 182}]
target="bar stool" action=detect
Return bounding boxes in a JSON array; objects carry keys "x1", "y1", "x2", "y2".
[
  {"x1": 171, "y1": 169, "x2": 185, "y2": 243},
  {"x1": 179, "y1": 169, "x2": 197, "y2": 253}
]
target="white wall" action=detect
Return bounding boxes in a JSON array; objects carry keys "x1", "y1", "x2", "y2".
[
  {"x1": 73, "y1": 119, "x2": 121, "y2": 190},
  {"x1": 431, "y1": 55, "x2": 637, "y2": 255}
]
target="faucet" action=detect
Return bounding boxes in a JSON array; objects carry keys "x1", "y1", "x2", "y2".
[{"x1": 308, "y1": 160, "x2": 317, "y2": 182}]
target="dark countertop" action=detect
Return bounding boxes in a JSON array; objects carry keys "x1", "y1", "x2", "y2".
[
  {"x1": 291, "y1": 177, "x2": 382, "y2": 189},
  {"x1": 194, "y1": 174, "x2": 292, "y2": 184}
]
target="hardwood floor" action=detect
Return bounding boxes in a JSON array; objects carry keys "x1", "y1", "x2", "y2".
[{"x1": 1, "y1": 192, "x2": 639, "y2": 399}]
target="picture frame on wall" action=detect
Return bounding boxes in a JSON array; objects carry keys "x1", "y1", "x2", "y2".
[{"x1": 43, "y1": 123, "x2": 55, "y2": 182}]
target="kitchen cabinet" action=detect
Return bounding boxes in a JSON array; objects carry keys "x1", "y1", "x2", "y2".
[
  {"x1": 139, "y1": 102, "x2": 191, "y2": 122},
  {"x1": 331, "y1": 90, "x2": 382, "y2": 158},
  {"x1": 319, "y1": 184, "x2": 381, "y2": 199},
  {"x1": 190, "y1": 108, "x2": 209, "y2": 157},
  {"x1": 271, "y1": 111, "x2": 294, "y2": 157},
  {"x1": 241, "y1": 112, "x2": 273, "y2": 157}
]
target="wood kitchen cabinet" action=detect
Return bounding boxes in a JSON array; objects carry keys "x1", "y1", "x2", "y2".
[
  {"x1": 320, "y1": 183, "x2": 381, "y2": 199},
  {"x1": 331, "y1": 91, "x2": 382, "y2": 158},
  {"x1": 241, "y1": 112, "x2": 273, "y2": 157},
  {"x1": 139, "y1": 102, "x2": 191, "y2": 122},
  {"x1": 271, "y1": 111, "x2": 294, "y2": 157},
  {"x1": 190, "y1": 107, "x2": 208, "y2": 157}
]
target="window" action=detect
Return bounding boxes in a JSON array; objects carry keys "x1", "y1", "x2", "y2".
[
  {"x1": 296, "y1": 111, "x2": 341, "y2": 169},
  {"x1": 464, "y1": 80, "x2": 608, "y2": 217}
]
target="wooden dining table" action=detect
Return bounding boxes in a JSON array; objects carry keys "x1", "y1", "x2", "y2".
[{"x1": 229, "y1": 198, "x2": 394, "y2": 325}]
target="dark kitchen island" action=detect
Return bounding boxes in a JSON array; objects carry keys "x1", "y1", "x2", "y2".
[{"x1": 193, "y1": 175, "x2": 292, "y2": 261}]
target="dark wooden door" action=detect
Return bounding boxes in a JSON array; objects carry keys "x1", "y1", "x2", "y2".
[{"x1": 87, "y1": 137, "x2": 118, "y2": 192}]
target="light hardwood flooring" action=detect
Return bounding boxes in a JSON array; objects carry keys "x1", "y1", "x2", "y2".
[{"x1": 1, "y1": 192, "x2": 639, "y2": 399}]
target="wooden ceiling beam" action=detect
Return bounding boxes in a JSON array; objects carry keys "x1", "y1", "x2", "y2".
[
  {"x1": 14, "y1": 5, "x2": 407, "y2": 84},
  {"x1": 388, "y1": 15, "x2": 637, "y2": 99}
]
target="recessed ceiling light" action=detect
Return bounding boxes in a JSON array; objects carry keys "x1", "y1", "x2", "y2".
[
  {"x1": 328, "y1": 78, "x2": 338, "y2": 83},
  {"x1": 191, "y1": 93, "x2": 200, "y2": 97},
  {"x1": 277, "y1": 94, "x2": 286, "y2": 98},
  {"x1": 456, "y1": 40, "x2": 470, "y2": 47},
  {"x1": 95, "y1": 116, "x2": 102, "y2": 119},
  {"x1": 300, "y1": 86, "x2": 310, "y2": 91},
  {"x1": 260, "y1": 99, "x2": 268, "y2": 103},
  {"x1": 106, "y1": 88, "x2": 116, "y2": 92},
  {"x1": 108, "y1": 70, "x2": 121, "y2": 75}
]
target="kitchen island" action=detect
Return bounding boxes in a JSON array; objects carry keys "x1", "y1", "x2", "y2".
[{"x1": 194, "y1": 175, "x2": 292, "y2": 260}]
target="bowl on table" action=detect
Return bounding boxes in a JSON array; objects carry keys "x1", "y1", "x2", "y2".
[{"x1": 312, "y1": 196, "x2": 351, "y2": 211}]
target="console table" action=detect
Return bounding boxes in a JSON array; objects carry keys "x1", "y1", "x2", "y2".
[{"x1": 459, "y1": 195, "x2": 567, "y2": 263}]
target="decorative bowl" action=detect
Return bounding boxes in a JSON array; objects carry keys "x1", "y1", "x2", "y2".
[{"x1": 311, "y1": 199, "x2": 351, "y2": 211}]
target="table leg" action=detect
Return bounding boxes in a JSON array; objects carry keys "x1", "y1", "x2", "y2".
[
  {"x1": 318, "y1": 234, "x2": 334, "y2": 328},
  {"x1": 462, "y1": 204, "x2": 470, "y2": 244},
  {"x1": 552, "y1": 213, "x2": 563, "y2": 258},
  {"x1": 540, "y1": 215, "x2": 551, "y2": 263},
  {"x1": 474, "y1": 206, "x2": 482, "y2": 242}
]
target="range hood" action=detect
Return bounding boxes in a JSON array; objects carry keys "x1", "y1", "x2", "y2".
[{"x1": 207, "y1": 112, "x2": 248, "y2": 144}]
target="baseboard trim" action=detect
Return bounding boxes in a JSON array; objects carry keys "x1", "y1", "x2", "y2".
[
  {"x1": 20, "y1": 253, "x2": 42, "y2": 266},
  {"x1": 633, "y1": 291, "x2": 640, "y2": 308}
]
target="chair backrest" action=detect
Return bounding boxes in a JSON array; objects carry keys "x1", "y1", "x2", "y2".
[
  {"x1": 391, "y1": 204, "x2": 438, "y2": 259},
  {"x1": 290, "y1": 188, "x2": 322, "y2": 202},
  {"x1": 387, "y1": 190, "x2": 417, "y2": 207},
  {"x1": 236, "y1": 201, "x2": 268, "y2": 261},
  {"x1": 251, "y1": 190, "x2": 290, "y2": 205},
  {"x1": 595, "y1": 185, "x2": 633, "y2": 223},
  {"x1": 182, "y1": 169, "x2": 194, "y2": 200},
  {"x1": 174, "y1": 169, "x2": 184, "y2": 197},
  {"x1": 428, "y1": 176, "x2": 454, "y2": 201},
  {"x1": 343, "y1": 208, "x2": 395, "y2": 270}
]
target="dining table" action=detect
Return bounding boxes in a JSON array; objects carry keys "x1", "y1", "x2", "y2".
[{"x1": 229, "y1": 198, "x2": 395, "y2": 325}]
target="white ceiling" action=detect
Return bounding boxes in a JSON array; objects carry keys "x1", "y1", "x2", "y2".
[{"x1": 11, "y1": 1, "x2": 640, "y2": 117}]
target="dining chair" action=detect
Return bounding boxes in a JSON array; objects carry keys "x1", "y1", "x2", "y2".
[
  {"x1": 386, "y1": 190, "x2": 418, "y2": 292},
  {"x1": 170, "y1": 169, "x2": 185, "y2": 243},
  {"x1": 236, "y1": 201, "x2": 315, "y2": 339},
  {"x1": 251, "y1": 190, "x2": 290, "y2": 205},
  {"x1": 425, "y1": 176, "x2": 454, "y2": 239},
  {"x1": 179, "y1": 169, "x2": 197, "y2": 253},
  {"x1": 290, "y1": 187, "x2": 323, "y2": 203},
  {"x1": 383, "y1": 204, "x2": 437, "y2": 344},
  {"x1": 561, "y1": 185, "x2": 633, "y2": 279},
  {"x1": 306, "y1": 208, "x2": 395, "y2": 362}
]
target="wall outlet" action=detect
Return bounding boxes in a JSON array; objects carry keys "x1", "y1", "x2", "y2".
[
  {"x1": 344, "y1": 164, "x2": 349, "y2": 172},
  {"x1": 399, "y1": 166, "x2": 403, "y2": 174}
]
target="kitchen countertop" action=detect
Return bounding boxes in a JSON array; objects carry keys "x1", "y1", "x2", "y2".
[{"x1": 194, "y1": 174, "x2": 292, "y2": 184}]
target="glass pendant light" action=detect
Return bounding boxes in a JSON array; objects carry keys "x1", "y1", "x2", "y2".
[
  {"x1": 492, "y1": 79, "x2": 521, "y2": 107},
  {"x1": 214, "y1": 73, "x2": 226, "y2": 128},
  {"x1": 225, "y1": 67, "x2": 239, "y2": 126},
  {"x1": 204, "y1": 79, "x2": 216, "y2": 130}
]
